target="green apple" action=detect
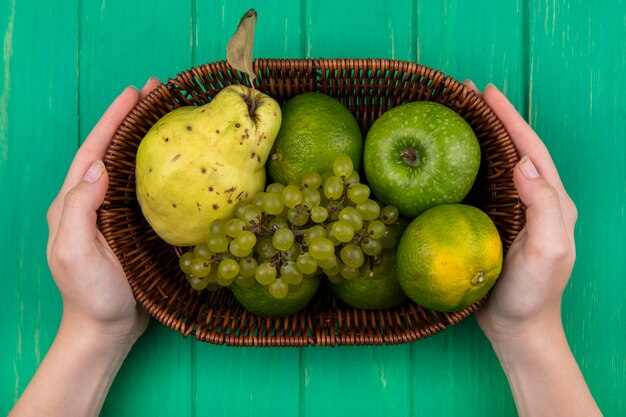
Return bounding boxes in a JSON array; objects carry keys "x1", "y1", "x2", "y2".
[
  {"x1": 363, "y1": 101, "x2": 481, "y2": 218},
  {"x1": 136, "y1": 85, "x2": 281, "y2": 246}
]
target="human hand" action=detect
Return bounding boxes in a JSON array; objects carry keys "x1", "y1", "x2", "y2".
[
  {"x1": 46, "y1": 78, "x2": 162, "y2": 343},
  {"x1": 461, "y1": 82, "x2": 578, "y2": 344}
]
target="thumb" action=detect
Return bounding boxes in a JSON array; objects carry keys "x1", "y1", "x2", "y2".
[
  {"x1": 513, "y1": 156, "x2": 568, "y2": 250},
  {"x1": 56, "y1": 160, "x2": 108, "y2": 248}
]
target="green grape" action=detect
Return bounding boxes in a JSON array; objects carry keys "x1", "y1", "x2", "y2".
[
  {"x1": 190, "y1": 258, "x2": 211, "y2": 278},
  {"x1": 340, "y1": 242, "x2": 365, "y2": 269},
  {"x1": 266, "y1": 183, "x2": 285, "y2": 194},
  {"x1": 323, "y1": 262, "x2": 342, "y2": 277},
  {"x1": 255, "y1": 262, "x2": 277, "y2": 285},
  {"x1": 333, "y1": 154, "x2": 354, "y2": 177},
  {"x1": 252, "y1": 191, "x2": 267, "y2": 208},
  {"x1": 207, "y1": 234, "x2": 230, "y2": 253},
  {"x1": 340, "y1": 264, "x2": 359, "y2": 280},
  {"x1": 327, "y1": 200, "x2": 343, "y2": 221},
  {"x1": 229, "y1": 239, "x2": 251, "y2": 258},
  {"x1": 304, "y1": 225, "x2": 326, "y2": 244},
  {"x1": 308, "y1": 237, "x2": 335, "y2": 260},
  {"x1": 225, "y1": 218, "x2": 246, "y2": 237},
  {"x1": 280, "y1": 261, "x2": 304, "y2": 285},
  {"x1": 347, "y1": 183, "x2": 370, "y2": 204},
  {"x1": 325, "y1": 224, "x2": 341, "y2": 246},
  {"x1": 179, "y1": 252, "x2": 195, "y2": 274},
  {"x1": 239, "y1": 204, "x2": 263, "y2": 225},
  {"x1": 217, "y1": 258, "x2": 240, "y2": 280},
  {"x1": 288, "y1": 282, "x2": 303, "y2": 293},
  {"x1": 188, "y1": 274, "x2": 209, "y2": 291},
  {"x1": 238, "y1": 257, "x2": 258, "y2": 277},
  {"x1": 269, "y1": 217, "x2": 289, "y2": 230},
  {"x1": 357, "y1": 199, "x2": 381, "y2": 221},
  {"x1": 360, "y1": 237, "x2": 383, "y2": 256},
  {"x1": 331, "y1": 220, "x2": 355, "y2": 242},
  {"x1": 209, "y1": 218, "x2": 227, "y2": 235},
  {"x1": 326, "y1": 274, "x2": 344, "y2": 284},
  {"x1": 293, "y1": 211, "x2": 310, "y2": 227},
  {"x1": 345, "y1": 171, "x2": 360, "y2": 185},
  {"x1": 381, "y1": 229, "x2": 398, "y2": 249},
  {"x1": 310, "y1": 206, "x2": 329, "y2": 223},
  {"x1": 273, "y1": 228, "x2": 294, "y2": 251},
  {"x1": 256, "y1": 236, "x2": 278, "y2": 258},
  {"x1": 237, "y1": 231, "x2": 256, "y2": 250},
  {"x1": 339, "y1": 207, "x2": 363, "y2": 231},
  {"x1": 205, "y1": 268, "x2": 220, "y2": 283},
  {"x1": 301, "y1": 171, "x2": 322, "y2": 189},
  {"x1": 206, "y1": 283, "x2": 221, "y2": 291},
  {"x1": 283, "y1": 244, "x2": 301, "y2": 261},
  {"x1": 193, "y1": 244, "x2": 213, "y2": 260},
  {"x1": 316, "y1": 254, "x2": 339, "y2": 269},
  {"x1": 296, "y1": 253, "x2": 318, "y2": 275},
  {"x1": 282, "y1": 185, "x2": 302, "y2": 208},
  {"x1": 367, "y1": 220, "x2": 387, "y2": 239},
  {"x1": 380, "y1": 205, "x2": 400, "y2": 225},
  {"x1": 323, "y1": 175, "x2": 344, "y2": 200},
  {"x1": 234, "y1": 274, "x2": 256, "y2": 288},
  {"x1": 263, "y1": 191, "x2": 284, "y2": 215},
  {"x1": 268, "y1": 279, "x2": 289, "y2": 299},
  {"x1": 301, "y1": 188, "x2": 321, "y2": 208},
  {"x1": 215, "y1": 274, "x2": 234, "y2": 287}
]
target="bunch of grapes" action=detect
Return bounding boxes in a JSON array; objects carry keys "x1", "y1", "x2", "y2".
[{"x1": 179, "y1": 155, "x2": 400, "y2": 299}]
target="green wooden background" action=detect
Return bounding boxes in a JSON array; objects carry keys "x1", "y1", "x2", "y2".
[{"x1": 1, "y1": 0, "x2": 624, "y2": 416}]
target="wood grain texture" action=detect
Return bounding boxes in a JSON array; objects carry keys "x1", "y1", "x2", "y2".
[
  {"x1": 410, "y1": 2, "x2": 525, "y2": 415},
  {"x1": 193, "y1": 3, "x2": 303, "y2": 416},
  {"x1": 78, "y1": 1, "x2": 195, "y2": 416},
  {"x1": 0, "y1": 0, "x2": 76, "y2": 414},
  {"x1": 304, "y1": 0, "x2": 416, "y2": 60},
  {"x1": 1, "y1": 0, "x2": 625, "y2": 415},
  {"x1": 528, "y1": 1, "x2": 626, "y2": 413}
]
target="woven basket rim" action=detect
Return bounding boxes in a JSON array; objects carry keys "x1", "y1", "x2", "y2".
[{"x1": 98, "y1": 58, "x2": 524, "y2": 347}]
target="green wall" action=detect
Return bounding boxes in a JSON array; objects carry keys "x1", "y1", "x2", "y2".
[{"x1": 1, "y1": 1, "x2": 624, "y2": 415}]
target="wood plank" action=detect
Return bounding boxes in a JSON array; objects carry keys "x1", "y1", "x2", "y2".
[
  {"x1": 300, "y1": 2, "x2": 415, "y2": 416},
  {"x1": 0, "y1": 0, "x2": 77, "y2": 413},
  {"x1": 302, "y1": 345, "x2": 411, "y2": 417},
  {"x1": 305, "y1": 0, "x2": 415, "y2": 60},
  {"x1": 411, "y1": 1, "x2": 525, "y2": 415},
  {"x1": 77, "y1": 1, "x2": 195, "y2": 416},
  {"x1": 193, "y1": 3, "x2": 303, "y2": 417},
  {"x1": 416, "y1": 0, "x2": 526, "y2": 110},
  {"x1": 528, "y1": 1, "x2": 626, "y2": 414},
  {"x1": 196, "y1": 0, "x2": 305, "y2": 63}
]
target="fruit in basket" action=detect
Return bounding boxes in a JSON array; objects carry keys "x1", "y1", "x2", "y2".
[
  {"x1": 363, "y1": 101, "x2": 481, "y2": 218},
  {"x1": 329, "y1": 249, "x2": 406, "y2": 309},
  {"x1": 396, "y1": 204, "x2": 503, "y2": 312},
  {"x1": 135, "y1": 85, "x2": 281, "y2": 246},
  {"x1": 180, "y1": 155, "x2": 402, "y2": 316},
  {"x1": 268, "y1": 92, "x2": 363, "y2": 184},
  {"x1": 230, "y1": 275, "x2": 322, "y2": 318}
]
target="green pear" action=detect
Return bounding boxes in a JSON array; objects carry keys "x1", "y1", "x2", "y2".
[{"x1": 135, "y1": 85, "x2": 281, "y2": 246}]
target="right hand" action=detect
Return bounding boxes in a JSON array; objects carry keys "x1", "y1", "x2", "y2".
[{"x1": 463, "y1": 82, "x2": 579, "y2": 343}]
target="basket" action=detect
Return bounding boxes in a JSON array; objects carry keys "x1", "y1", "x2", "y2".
[{"x1": 98, "y1": 58, "x2": 524, "y2": 347}]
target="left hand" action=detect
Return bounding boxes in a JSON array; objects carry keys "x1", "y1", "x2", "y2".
[{"x1": 46, "y1": 78, "x2": 161, "y2": 342}]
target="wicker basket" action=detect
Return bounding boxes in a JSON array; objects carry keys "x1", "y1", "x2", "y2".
[{"x1": 98, "y1": 58, "x2": 523, "y2": 347}]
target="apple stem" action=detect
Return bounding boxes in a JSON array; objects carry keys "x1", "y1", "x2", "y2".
[{"x1": 400, "y1": 146, "x2": 420, "y2": 167}]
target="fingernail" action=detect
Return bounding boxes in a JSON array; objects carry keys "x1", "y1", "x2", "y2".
[
  {"x1": 520, "y1": 156, "x2": 540, "y2": 179},
  {"x1": 485, "y1": 82, "x2": 497, "y2": 90},
  {"x1": 148, "y1": 76, "x2": 161, "y2": 83},
  {"x1": 463, "y1": 79, "x2": 478, "y2": 91},
  {"x1": 84, "y1": 160, "x2": 105, "y2": 183}
]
